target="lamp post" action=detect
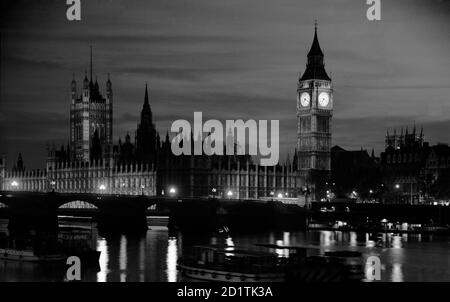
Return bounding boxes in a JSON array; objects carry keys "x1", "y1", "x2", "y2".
[
  {"x1": 212, "y1": 187, "x2": 217, "y2": 199},
  {"x1": 50, "y1": 180, "x2": 56, "y2": 193},
  {"x1": 169, "y1": 186, "x2": 177, "y2": 197},
  {"x1": 227, "y1": 190, "x2": 233, "y2": 199},
  {"x1": 302, "y1": 187, "x2": 311, "y2": 209},
  {"x1": 11, "y1": 180, "x2": 18, "y2": 191},
  {"x1": 395, "y1": 184, "x2": 401, "y2": 204},
  {"x1": 99, "y1": 184, "x2": 106, "y2": 194},
  {"x1": 141, "y1": 184, "x2": 145, "y2": 196}
]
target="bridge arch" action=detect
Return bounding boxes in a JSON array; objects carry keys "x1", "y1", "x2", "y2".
[{"x1": 59, "y1": 200, "x2": 99, "y2": 210}]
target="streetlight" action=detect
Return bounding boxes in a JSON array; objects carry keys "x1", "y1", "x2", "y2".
[
  {"x1": 227, "y1": 190, "x2": 233, "y2": 198},
  {"x1": 212, "y1": 188, "x2": 217, "y2": 199},
  {"x1": 99, "y1": 184, "x2": 106, "y2": 193},
  {"x1": 277, "y1": 193, "x2": 283, "y2": 199},
  {"x1": 50, "y1": 180, "x2": 56, "y2": 192},
  {"x1": 369, "y1": 189, "x2": 374, "y2": 194},
  {"x1": 141, "y1": 184, "x2": 145, "y2": 196},
  {"x1": 11, "y1": 181, "x2": 18, "y2": 190},
  {"x1": 395, "y1": 184, "x2": 400, "y2": 189},
  {"x1": 326, "y1": 190, "x2": 332, "y2": 200},
  {"x1": 169, "y1": 186, "x2": 177, "y2": 197},
  {"x1": 302, "y1": 187, "x2": 311, "y2": 209}
]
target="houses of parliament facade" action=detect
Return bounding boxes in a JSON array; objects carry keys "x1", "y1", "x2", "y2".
[{"x1": 0, "y1": 27, "x2": 333, "y2": 202}]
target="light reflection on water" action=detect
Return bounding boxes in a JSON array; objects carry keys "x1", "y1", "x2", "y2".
[
  {"x1": 96, "y1": 238, "x2": 108, "y2": 282},
  {"x1": 166, "y1": 237, "x2": 177, "y2": 282},
  {"x1": 1, "y1": 229, "x2": 449, "y2": 282}
]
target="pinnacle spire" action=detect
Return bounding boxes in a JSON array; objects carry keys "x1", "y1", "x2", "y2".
[
  {"x1": 90, "y1": 45, "x2": 93, "y2": 82},
  {"x1": 307, "y1": 20, "x2": 324, "y2": 57},
  {"x1": 144, "y1": 83, "x2": 149, "y2": 105},
  {"x1": 299, "y1": 21, "x2": 330, "y2": 81},
  {"x1": 141, "y1": 83, "x2": 152, "y2": 116}
]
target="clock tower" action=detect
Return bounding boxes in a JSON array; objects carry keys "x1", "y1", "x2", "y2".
[{"x1": 297, "y1": 23, "x2": 333, "y2": 203}]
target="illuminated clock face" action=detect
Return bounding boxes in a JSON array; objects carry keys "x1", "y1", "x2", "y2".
[
  {"x1": 318, "y1": 92, "x2": 330, "y2": 107},
  {"x1": 300, "y1": 92, "x2": 310, "y2": 107}
]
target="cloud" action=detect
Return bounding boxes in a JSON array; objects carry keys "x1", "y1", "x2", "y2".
[{"x1": 1, "y1": 0, "x2": 450, "y2": 168}]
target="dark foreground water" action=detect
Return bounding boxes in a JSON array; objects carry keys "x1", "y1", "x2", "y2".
[{"x1": 1, "y1": 227, "x2": 449, "y2": 282}]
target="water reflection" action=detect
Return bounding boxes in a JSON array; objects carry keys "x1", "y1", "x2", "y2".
[
  {"x1": 96, "y1": 238, "x2": 108, "y2": 282},
  {"x1": 350, "y1": 232, "x2": 357, "y2": 247},
  {"x1": 321, "y1": 231, "x2": 333, "y2": 246},
  {"x1": 139, "y1": 238, "x2": 145, "y2": 282},
  {"x1": 225, "y1": 236, "x2": 235, "y2": 256},
  {"x1": 166, "y1": 237, "x2": 177, "y2": 282},
  {"x1": 119, "y1": 235, "x2": 127, "y2": 282},
  {"x1": 392, "y1": 236, "x2": 402, "y2": 249},
  {"x1": 392, "y1": 263, "x2": 403, "y2": 282},
  {"x1": 1, "y1": 228, "x2": 449, "y2": 282}
]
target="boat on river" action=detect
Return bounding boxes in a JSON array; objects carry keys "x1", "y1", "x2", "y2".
[
  {"x1": 0, "y1": 222, "x2": 100, "y2": 264},
  {"x1": 178, "y1": 245, "x2": 286, "y2": 282},
  {"x1": 0, "y1": 248, "x2": 66, "y2": 262},
  {"x1": 178, "y1": 243, "x2": 365, "y2": 282}
]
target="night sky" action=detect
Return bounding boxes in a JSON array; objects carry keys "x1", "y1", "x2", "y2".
[{"x1": 1, "y1": 0, "x2": 449, "y2": 169}]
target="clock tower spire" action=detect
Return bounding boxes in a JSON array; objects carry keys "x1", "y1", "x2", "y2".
[{"x1": 296, "y1": 22, "x2": 333, "y2": 204}]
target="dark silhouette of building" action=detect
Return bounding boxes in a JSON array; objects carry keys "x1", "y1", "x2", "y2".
[
  {"x1": 135, "y1": 84, "x2": 157, "y2": 165},
  {"x1": 423, "y1": 143, "x2": 450, "y2": 201},
  {"x1": 13, "y1": 153, "x2": 25, "y2": 171},
  {"x1": 381, "y1": 126, "x2": 429, "y2": 204},
  {"x1": 330, "y1": 146, "x2": 380, "y2": 200}
]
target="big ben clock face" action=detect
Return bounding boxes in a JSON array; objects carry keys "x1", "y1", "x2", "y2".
[
  {"x1": 318, "y1": 92, "x2": 330, "y2": 108},
  {"x1": 299, "y1": 92, "x2": 310, "y2": 107}
]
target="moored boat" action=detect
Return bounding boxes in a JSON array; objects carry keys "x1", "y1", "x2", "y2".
[
  {"x1": 178, "y1": 245, "x2": 286, "y2": 282},
  {"x1": 0, "y1": 248, "x2": 66, "y2": 262}
]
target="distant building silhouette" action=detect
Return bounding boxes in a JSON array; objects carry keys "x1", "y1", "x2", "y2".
[{"x1": 330, "y1": 146, "x2": 380, "y2": 200}]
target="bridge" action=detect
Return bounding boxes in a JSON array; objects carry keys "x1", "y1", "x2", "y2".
[
  {"x1": 0, "y1": 191, "x2": 186, "y2": 231},
  {"x1": 0, "y1": 191, "x2": 307, "y2": 232},
  {"x1": 0, "y1": 191, "x2": 175, "y2": 211}
]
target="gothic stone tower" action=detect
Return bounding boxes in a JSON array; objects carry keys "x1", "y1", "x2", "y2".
[
  {"x1": 297, "y1": 24, "x2": 333, "y2": 202},
  {"x1": 70, "y1": 47, "x2": 113, "y2": 162}
]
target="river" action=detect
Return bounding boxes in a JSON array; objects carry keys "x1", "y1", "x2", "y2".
[{"x1": 1, "y1": 227, "x2": 449, "y2": 282}]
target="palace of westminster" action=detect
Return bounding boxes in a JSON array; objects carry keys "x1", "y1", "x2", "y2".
[{"x1": 2, "y1": 26, "x2": 450, "y2": 204}]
